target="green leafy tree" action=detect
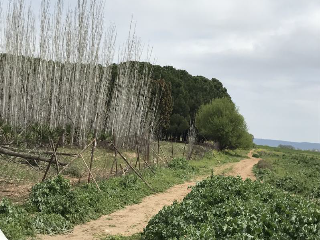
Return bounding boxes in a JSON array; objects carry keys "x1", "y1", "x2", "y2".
[
  {"x1": 151, "y1": 65, "x2": 230, "y2": 140},
  {"x1": 167, "y1": 114, "x2": 189, "y2": 141},
  {"x1": 195, "y1": 98, "x2": 252, "y2": 149}
]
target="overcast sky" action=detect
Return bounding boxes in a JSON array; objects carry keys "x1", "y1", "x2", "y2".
[
  {"x1": 105, "y1": 0, "x2": 320, "y2": 143},
  {"x1": 2, "y1": 0, "x2": 320, "y2": 143}
]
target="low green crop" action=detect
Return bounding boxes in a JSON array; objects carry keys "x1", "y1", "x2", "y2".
[
  {"x1": 0, "y1": 198, "x2": 35, "y2": 240},
  {"x1": 143, "y1": 175, "x2": 320, "y2": 239},
  {"x1": 253, "y1": 148, "x2": 320, "y2": 199}
]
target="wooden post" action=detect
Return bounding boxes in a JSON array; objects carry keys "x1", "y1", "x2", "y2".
[
  {"x1": 138, "y1": 145, "x2": 141, "y2": 170},
  {"x1": 50, "y1": 139, "x2": 59, "y2": 173},
  {"x1": 171, "y1": 141, "x2": 174, "y2": 159},
  {"x1": 61, "y1": 128, "x2": 65, "y2": 148},
  {"x1": 146, "y1": 140, "x2": 150, "y2": 164},
  {"x1": 110, "y1": 135, "x2": 118, "y2": 175},
  {"x1": 112, "y1": 144, "x2": 154, "y2": 191},
  {"x1": 88, "y1": 134, "x2": 97, "y2": 183},
  {"x1": 114, "y1": 136, "x2": 118, "y2": 174},
  {"x1": 42, "y1": 132, "x2": 64, "y2": 182},
  {"x1": 157, "y1": 138, "x2": 160, "y2": 165},
  {"x1": 135, "y1": 144, "x2": 140, "y2": 170},
  {"x1": 42, "y1": 154, "x2": 55, "y2": 182},
  {"x1": 59, "y1": 138, "x2": 95, "y2": 175},
  {"x1": 80, "y1": 154, "x2": 101, "y2": 191}
]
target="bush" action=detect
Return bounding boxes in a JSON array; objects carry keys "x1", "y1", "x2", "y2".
[
  {"x1": 195, "y1": 98, "x2": 252, "y2": 150},
  {"x1": 29, "y1": 175, "x2": 77, "y2": 216},
  {"x1": 168, "y1": 158, "x2": 190, "y2": 170},
  {"x1": 252, "y1": 153, "x2": 260, "y2": 158},
  {"x1": 256, "y1": 159, "x2": 272, "y2": 169}
]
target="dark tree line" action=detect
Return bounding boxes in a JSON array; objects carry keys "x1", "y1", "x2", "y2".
[
  {"x1": 0, "y1": 57, "x2": 231, "y2": 145},
  {"x1": 151, "y1": 65, "x2": 230, "y2": 141}
]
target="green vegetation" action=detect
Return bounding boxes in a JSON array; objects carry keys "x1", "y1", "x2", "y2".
[
  {"x1": 253, "y1": 146, "x2": 320, "y2": 199},
  {"x1": 195, "y1": 98, "x2": 252, "y2": 149},
  {"x1": 151, "y1": 65, "x2": 230, "y2": 141},
  {"x1": 0, "y1": 149, "x2": 246, "y2": 240},
  {"x1": 0, "y1": 141, "x2": 193, "y2": 192},
  {"x1": 143, "y1": 175, "x2": 320, "y2": 239},
  {"x1": 252, "y1": 153, "x2": 260, "y2": 158},
  {"x1": 0, "y1": 62, "x2": 230, "y2": 145},
  {"x1": 103, "y1": 234, "x2": 142, "y2": 240}
]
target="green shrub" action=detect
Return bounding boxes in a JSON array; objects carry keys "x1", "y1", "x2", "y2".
[
  {"x1": 29, "y1": 175, "x2": 77, "y2": 216},
  {"x1": 256, "y1": 159, "x2": 272, "y2": 169},
  {"x1": 120, "y1": 174, "x2": 138, "y2": 188},
  {"x1": 252, "y1": 153, "x2": 260, "y2": 158},
  {"x1": 168, "y1": 158, "x2": 190, "y2": 170},
  {"x1": 195, "y1": 98, "x2": 253, "y2": 150}
]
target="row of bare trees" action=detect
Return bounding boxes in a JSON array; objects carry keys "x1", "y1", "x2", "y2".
[{"x1": 0, "y1": 0, "x2": 159, "y2": 148}]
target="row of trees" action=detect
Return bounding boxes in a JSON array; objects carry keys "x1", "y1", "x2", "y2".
[
  {"x1": 0, "y1": 0, "x2": 252, "y2": 151},
  {"x1": 151, "y1": 65, "x2": 230, "y2": 141},
  {"x1": 0, "y1": 0, "x2": 160, "y2": 148}
]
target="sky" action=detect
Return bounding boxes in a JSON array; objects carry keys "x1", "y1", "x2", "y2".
[{"x1": 1, "y1": 0, "x2": 320, "y2": 143}]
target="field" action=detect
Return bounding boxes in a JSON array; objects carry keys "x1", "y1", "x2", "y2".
[
  {"x1": 0, "y1": 141, "x2": 248, "y2": 240},
  {"x1": 140, "y1": 146, "x2": 320, "y2": 240},
  {"x1": 253, "y1": 146, "x2": 320, "y2": 199},
  {"x1": 143, "y1": 175, "x2": 320, "y2": 239},
  {"x1": 102, "y1": 146, "x2": 320, "y2": 240},
  {"x1": 2, "y1": 143, "x2": 320, "y2": 240}
]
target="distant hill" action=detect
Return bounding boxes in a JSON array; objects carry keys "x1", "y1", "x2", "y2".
[{"x1": 254, "y1": 138, "x2": 320, "y2": 151}]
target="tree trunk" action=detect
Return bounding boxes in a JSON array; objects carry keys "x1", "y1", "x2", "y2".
[{"x1": 0, "y1": 146, "x2": 67, "y2": 166}]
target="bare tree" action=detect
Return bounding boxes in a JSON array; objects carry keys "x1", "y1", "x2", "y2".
[{"x1": 0, "y1": 0, "x2": 159, "y2": 149}]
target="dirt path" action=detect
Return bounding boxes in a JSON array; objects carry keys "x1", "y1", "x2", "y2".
[
  {"x1": 41, "y1": 150, "x2": 260, "y2": 240},
  {"x1": 214, "y1": 150, "x2": 260, "y2": 180}
]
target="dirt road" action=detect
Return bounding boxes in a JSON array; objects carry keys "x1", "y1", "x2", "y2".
[{"x1": 41, "y1": 150, "x2": 260, "y2": 240}]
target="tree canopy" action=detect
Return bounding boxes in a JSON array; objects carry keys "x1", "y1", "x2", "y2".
[
  {"x1": 151, "y1": 65, "x2": 230, "y2": 141},
  {"x1": 195, "y1": 98, "x2": 252, "y2": 149}
]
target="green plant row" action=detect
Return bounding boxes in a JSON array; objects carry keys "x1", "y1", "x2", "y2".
[{"x1": 143, "y1": 175, "x2": 320, "y2": 240}]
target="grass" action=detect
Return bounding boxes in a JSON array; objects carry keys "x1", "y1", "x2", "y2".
[
  {"x1": 0, "y1": 144, "x2": 249, "y2": 240},
  {"x1": 253, "y1": 146, "x2": 320, "y2": 199},
  {"x1": 103, "y1": 234, "x2": 142, "y2": 240},
  {"x1": 190, "y1": 148, "x2": 248, "y2": 175},
  {"x1": 0, "y1": 141, "x2": 206, "y2": 186}
]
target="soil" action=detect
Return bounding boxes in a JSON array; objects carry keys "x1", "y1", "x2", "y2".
[
  {"x1": 0, "y1": 179, "x2": 33, "y2": 203},
  {"x1": 40, "y1": 150, "x2": 260, "y2": 240}
]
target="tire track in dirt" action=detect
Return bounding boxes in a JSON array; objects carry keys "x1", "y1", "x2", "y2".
[{"x1": 40, "y1": 150, "x2": 260, "y2": 240}]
